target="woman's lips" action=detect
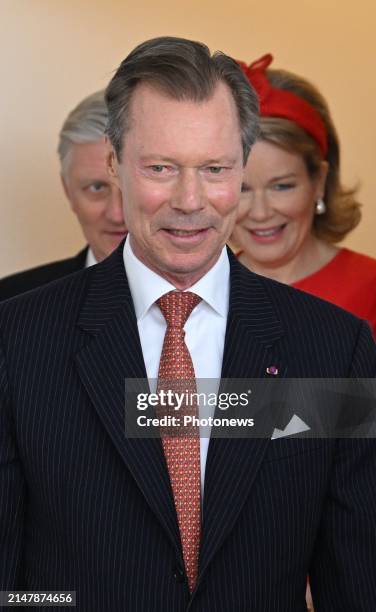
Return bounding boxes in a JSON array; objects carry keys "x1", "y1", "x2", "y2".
[{"x1": 248, "y1": 224, "x2": 286, "y2": 243}]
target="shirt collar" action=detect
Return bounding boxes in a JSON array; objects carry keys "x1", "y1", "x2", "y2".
[
  {"x1": 85, "y1": 247, "x2": 98, "y2": 268},
  {"x1": 123, "y1": 236, "x2": 229, "y2": 321}
]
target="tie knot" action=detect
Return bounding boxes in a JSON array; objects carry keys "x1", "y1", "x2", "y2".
[{"x1": 157, "y1": 291, "x2": 201, "y2": 328}]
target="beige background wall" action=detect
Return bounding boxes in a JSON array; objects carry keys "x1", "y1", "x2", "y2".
[{"x1": 1, "y1": 0, "x2": 375, "y2": 277}]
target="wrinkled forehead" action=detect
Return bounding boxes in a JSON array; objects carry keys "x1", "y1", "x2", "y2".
[{"x1": 122, "y1": 81, "x2": 243, "y2": 160}]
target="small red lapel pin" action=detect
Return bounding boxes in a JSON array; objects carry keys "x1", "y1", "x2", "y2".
[{"x1": 266, "y1": 365, "x2": 279, "y2": 376}]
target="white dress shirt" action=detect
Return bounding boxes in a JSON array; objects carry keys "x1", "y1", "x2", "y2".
[
  {"x1": 123, "y1": 237, "x2": 230, "y2": 494},
  {"x1": 85, "y1": 248, "x2": 98, "y2": 268}
]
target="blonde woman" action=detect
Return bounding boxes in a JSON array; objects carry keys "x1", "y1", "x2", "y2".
[{"x1": 232, "y1": 54, "x2": 376, "y2": 337}]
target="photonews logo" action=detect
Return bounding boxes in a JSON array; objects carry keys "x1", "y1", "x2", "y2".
[
  {"x1": 125, "y1": 377, "x2": 376, "y2": 439},
  {"x1": 136, "y1": 389, "x2": 251, "y2": 411}
]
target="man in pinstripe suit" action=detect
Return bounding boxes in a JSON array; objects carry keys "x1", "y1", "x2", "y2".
[{"x1": 0, "y1": 37, "x2": 376, "y2": 611}]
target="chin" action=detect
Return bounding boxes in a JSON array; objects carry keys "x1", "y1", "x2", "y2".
[{"x1": 168, "y1": 250, "x2": 215, "y2": 269}]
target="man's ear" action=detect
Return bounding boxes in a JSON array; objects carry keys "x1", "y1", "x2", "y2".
[{"x1": 106, "y1": 139, "x2": 121, "y2": 188}]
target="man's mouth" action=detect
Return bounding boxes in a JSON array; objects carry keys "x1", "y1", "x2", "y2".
[
  {"x1": 160, "y1": 227, "x2": 211, "y2": 245},
  {"x1": 164, "y1": 229, "x2": 207, "y2": 236}
]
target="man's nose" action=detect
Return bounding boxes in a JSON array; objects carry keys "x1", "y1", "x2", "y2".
[
  {"x1": 105, "y1": 187, "x2": 126, "y2": 225},
  {"x1": 172, "y1": 170, "x2": 204, "y2": 213}
]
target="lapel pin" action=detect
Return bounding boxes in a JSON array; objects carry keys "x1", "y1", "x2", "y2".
[{"x1": 266, "y1": 366, "x2": 279, "y2": 376}]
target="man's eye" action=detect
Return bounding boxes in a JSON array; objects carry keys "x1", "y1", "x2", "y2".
[
  {"x1": 207, "y1": 166, "x2": 223, "y2": 174},
  {"x1": 88, "y1": 182, "x2": 107, "y2": 193},
  {"x1": 150, "y1": 165, "x2": 166, "y2": 173}
]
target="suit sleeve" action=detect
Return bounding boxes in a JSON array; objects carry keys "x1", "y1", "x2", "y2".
[
  {"x1": 309, "y1": 321, "x2": 376, "y2": 611},
  {"x1": 0, "y1": 334, "x2": 25, "y2": 589}
]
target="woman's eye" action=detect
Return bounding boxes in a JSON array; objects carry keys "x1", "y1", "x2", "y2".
[
  {"x1": 241, "y1": 183, "x2": 251, "y2": 193},
  {"x1": 272, "y1": 183, "x2": 294, "y2": 191}
]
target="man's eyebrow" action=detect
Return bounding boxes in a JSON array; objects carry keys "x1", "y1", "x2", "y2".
[
  {"x1": 77, "y1": 177, "x2": 107, "y2": 185},
  {"x1": 139, "y1": 155, "x2": 177, "y2": 164},
  {"x1": 200, "y1": 157, "x2": 239, "y2": 166}
]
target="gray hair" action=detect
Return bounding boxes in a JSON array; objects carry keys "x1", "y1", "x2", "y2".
[
  {"x1": 105, "y1": 36, "x2": 259, "y2": 165},
  {"x1": 58, "y1": 90, "x2": 108, "y2": 175}
]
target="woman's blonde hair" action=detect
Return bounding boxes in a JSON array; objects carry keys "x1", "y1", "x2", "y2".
[{"x1": 259, "y1": 69, "x2": 361, "y2": 243}]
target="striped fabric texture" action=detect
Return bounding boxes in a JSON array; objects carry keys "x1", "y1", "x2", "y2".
[
  {"x1": 0, "y1": 244, "x2": 375, "y2": 611},
  {"x1": 0, "y1": 248, "x2": 88, "y2": 301}
]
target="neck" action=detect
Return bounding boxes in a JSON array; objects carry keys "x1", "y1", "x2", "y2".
[{"x1": 238, "y1": 237, "x2": 338, "y2": 284}]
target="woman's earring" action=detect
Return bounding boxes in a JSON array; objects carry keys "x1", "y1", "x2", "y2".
[{"x1": 315, "y1": 198, "x2": 326, "y2": 215}]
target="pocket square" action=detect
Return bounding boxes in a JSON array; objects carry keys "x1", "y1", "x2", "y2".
[{"x1": 271, "y1": 414, "x2": 311, "y2": 439}]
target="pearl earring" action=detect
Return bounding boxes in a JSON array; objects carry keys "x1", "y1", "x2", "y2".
[{"x1": 315, "y1": 198, "x2": 326, "y2": 215}]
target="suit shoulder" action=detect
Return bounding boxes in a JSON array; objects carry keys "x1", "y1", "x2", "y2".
[
  {"x1": 0, "y1": 264, "x2": 92, "y2": 334},
  {"x1": 0, "y1": 249, "x2": 87, "y2": 301}
]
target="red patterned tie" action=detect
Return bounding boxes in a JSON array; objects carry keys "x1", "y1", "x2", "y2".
[{"x1": 157, "y1": 290, "x2": 202, "y2": 593}]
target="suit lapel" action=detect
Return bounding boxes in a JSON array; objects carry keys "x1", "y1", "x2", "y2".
[
  {"x1": 198, "y1": 251, "x2": 287, "y2": 583},
  {"x1": 74, "y1": 245, "x2": 182, "y2": 558},
  {"x1": 74, "y1": 246, "x2": 89, "y2": 270}
]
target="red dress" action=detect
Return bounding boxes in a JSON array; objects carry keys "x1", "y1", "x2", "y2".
[
  {"x1": 236, "y1": 247, "x2": 376, "y2": 338},
  {"x1": 292, "y1": 248, "x2": 376, "y2": 338}
]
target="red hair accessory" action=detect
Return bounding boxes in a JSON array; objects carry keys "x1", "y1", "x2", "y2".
[{"x1": 238, "y1": 54, "x2": 328, "y2": 157}]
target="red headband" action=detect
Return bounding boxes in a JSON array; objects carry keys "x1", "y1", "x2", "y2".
[{"x1": 238, "y1": 54, "x2": 328, "y2": 157}]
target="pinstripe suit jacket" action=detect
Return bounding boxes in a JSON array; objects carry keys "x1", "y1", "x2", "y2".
[
  {"x1": 0, "y1": 248, "x2": 88, "y2": 302},
  {"x1": 0, "y1": 244, "x2": 375, "y2": 611}
]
